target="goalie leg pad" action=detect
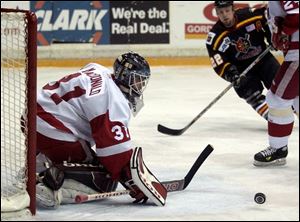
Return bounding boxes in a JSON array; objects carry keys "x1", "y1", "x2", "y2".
[
  {"x1": 36, "y1": 165, "x2": 65, "y2": 208},
  {"x1": 36, "y1": 179, "x2": 99, "y2": 207},
  {"x1": 59, "y1": 162, "x2": 118, "y2": 193},
  {"x1": 60, "y1": 179, "x2": 100, "y2": 204},
  {"x1": 36, "y1": 162, "x2": 118, "y2": 208},
  {"x1": 36, "y1": 183, "x2": 63, "y2": 209},
  {"x1": 130, "y1": 147, "x2": 167, "y2": 206}
]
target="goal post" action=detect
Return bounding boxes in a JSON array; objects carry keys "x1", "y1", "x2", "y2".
[{"x1": 1, "y1": 8, "x2": 37, "y2": 216}]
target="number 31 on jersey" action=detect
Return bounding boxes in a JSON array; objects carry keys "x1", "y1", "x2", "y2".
[{"x1": 112, "y1": 125, "x2": 130, "y2": 141}]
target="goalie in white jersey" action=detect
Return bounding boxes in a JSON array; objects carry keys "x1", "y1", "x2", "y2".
[{"x1": 35, "y1": 52, "x2": 167, "y2": 208}]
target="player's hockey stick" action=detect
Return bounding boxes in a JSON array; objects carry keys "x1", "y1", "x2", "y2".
[
  {"x1": 75, "y1": 144, "x2": 214, "y2": 203},
  {"x1": 157, "y1": 45, "x2": 272, "y2": 136}
]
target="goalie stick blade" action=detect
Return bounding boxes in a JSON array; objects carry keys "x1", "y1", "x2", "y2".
[
  {"x1": 183, "y1": 144, "x2": 214, "y2": 189},
  {"x1": 157, "y1": 124, "x2": 186, "y2": 136},
  {"x1": 161, "y1": 144, "x2": 214, "y2": 192}
]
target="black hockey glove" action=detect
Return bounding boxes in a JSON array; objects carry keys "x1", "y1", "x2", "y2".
[
  {"x1": 39, "y1": 166, "x2": 65, "y2": 191},
  {"x1": 225, "y1": 65, "x2": 247, "y2": 88}
]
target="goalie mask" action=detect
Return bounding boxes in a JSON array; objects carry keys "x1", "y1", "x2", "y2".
[{"x1": 113, "y1": 52, "x2": 151, "y2": 116}]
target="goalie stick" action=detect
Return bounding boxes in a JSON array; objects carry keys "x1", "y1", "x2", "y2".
[
  {"x1": 75, "y1": 144, "x2": 214, "y2": 203},
  {"x1": 157, "y1": 45, "x2": 272, "y2": 136}
]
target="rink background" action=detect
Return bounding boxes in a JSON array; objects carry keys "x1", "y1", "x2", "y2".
[{"x1": 32, "y1": 66, "x2": 299, "y2": 221}]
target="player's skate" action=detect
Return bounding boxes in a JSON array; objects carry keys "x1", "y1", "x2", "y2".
[{"x1": 253, "y1": 146, "x2": 288, "y2": 166}]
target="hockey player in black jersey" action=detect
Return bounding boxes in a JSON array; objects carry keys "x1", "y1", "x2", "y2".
[{"x1": 206, "y1": 1, "x2": 280, "y2": 120}]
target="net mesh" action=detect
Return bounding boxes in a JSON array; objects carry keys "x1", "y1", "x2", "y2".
[{"x1": 1, "y1": 11, "x2": 30, "y2": 210}]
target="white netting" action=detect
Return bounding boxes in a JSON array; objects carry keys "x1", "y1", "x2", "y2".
[{"x1": 1, "y1": 11, "x2": 30, "y2": 213}]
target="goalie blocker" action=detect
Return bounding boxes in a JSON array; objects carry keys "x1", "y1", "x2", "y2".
[{"x1": 130, "y1": 147, "x2": 168, "y2": 206}]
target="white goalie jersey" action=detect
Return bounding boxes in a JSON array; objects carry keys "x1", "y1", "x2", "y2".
[{"x1": 37, "y1": 63, "x2": 133, "y2": 178}]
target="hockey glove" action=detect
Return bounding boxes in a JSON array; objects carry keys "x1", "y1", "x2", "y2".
[
  {"x1": 271, "y1": 16, "x2": 289, "y2": 52},
  {"x1": 119, "y1": 164, "x2": 148, "y2": 204},
  {"x1": 225, "y1": 65, "x2": 247, "y2": 88},
  {"x1": 39, "y1": 166, "x2": 65, "y2": 191}
]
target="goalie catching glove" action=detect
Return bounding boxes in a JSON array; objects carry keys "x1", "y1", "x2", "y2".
[{"x1": 120, "y1": 147, "x2": 168, "y2": 206}]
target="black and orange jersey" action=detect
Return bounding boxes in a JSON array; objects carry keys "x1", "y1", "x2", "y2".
[{"x1": 206, "y1": 6, "x2": 272, "y2": 80}]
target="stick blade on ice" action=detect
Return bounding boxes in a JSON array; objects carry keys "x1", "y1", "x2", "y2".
[{"x1": 157, "y1": 124, "x2": 186, "y2": 136}]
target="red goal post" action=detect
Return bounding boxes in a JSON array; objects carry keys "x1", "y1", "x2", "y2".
[{"x1": 1, "y1": 8, "x2": 37, "y2": 217}]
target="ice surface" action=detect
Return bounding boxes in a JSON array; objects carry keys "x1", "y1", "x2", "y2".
[{"x1": 31, "y1": 66, "x2": 299, "y2": 221}]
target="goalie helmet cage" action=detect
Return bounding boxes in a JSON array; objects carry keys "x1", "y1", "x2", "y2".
[{"x1": 1, "y1": 8, "x2": 37, "y2": 216}]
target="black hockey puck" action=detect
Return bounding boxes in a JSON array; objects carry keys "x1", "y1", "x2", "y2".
[{"x1": 254, "y1": 192, "x2": 266, "y2": 204}]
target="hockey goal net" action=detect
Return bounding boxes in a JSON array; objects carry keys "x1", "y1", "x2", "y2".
[{"x1": 1, "y1": 8, "x2": 37, "y2": 217}]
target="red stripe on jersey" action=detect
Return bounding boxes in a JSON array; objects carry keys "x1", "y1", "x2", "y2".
[
  {"x1": 100, "y1": 149, "x2": 133, "y2": 180},
  {"x1": 48, "y1": 87, "x2": 86, "y2": 105},
  {"x1": 90, "y1": 111, "x2": 131, "y2": 149},
  {"x1": 271, "y1": 61, "x2": 299, "y2": 99},
  {"x1": 61, "y1": 86, "x2": 86, "y2": 101},
  {"x1": 37, "y1": 103, "x2": 73, "y2": 134},
  {"x1": 50, "y1": 93, "x2": 63, "y2": 105},
  {"x1": 268, "y1": 121, "x2": 294, "y2": 137},
  {"x1": 37, "y1": 132, "x2": 87, "y2": 163}
]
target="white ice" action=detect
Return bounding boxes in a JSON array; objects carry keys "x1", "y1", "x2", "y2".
[{"x1": 31, "y1": 66, "x2": 299, "y2": 220}]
